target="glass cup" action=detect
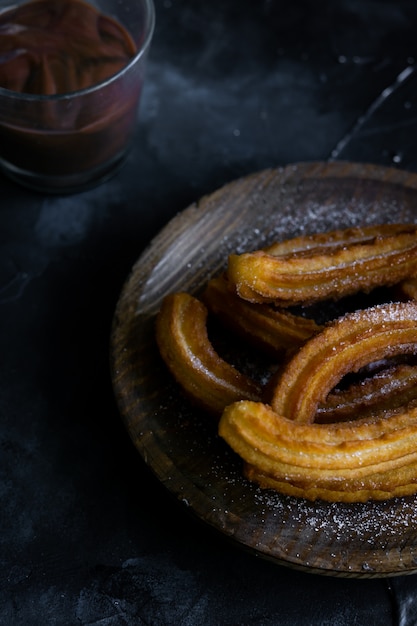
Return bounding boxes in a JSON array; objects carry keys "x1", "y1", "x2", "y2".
[{"x1": 0, "y1": 0, "x2": 155, "y2": 193}]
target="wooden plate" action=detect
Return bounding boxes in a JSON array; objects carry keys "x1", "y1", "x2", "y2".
[{"x1": 110, "y1": 161, "x2": 417, "y2": 577}]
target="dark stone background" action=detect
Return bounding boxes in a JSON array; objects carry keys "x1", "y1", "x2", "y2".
[{"x1": 2, "y1": 0, "x2": 417, "y2": 623}]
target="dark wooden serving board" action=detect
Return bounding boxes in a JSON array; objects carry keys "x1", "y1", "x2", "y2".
[{"x1": 110, "y1": 161, "x2": 417, "y2": 577}]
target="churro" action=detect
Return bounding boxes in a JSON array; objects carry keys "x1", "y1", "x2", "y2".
[
  {"x1": 227, "y1": 224, "x2": 417, "y2": 306},
  {"x1": 155, "y1": 292, "x2": 262, "y2": 415},
  {"x1": 219, "y1": 301, "x2": 417, "y2": 502},
  {"x1": 202, "y1": 274, "x2": 321, "y2": 355},
  {"x1": 317, "y1": 363, "x2": 417, "y2": 423}
]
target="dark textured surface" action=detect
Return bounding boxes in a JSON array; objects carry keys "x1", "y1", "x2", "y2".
[{"x1": 1, "y1": 0, "x2": 417, "y2": 623}]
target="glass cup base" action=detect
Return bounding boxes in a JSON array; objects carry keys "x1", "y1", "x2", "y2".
[{"x1": 0, "y1": 150, "x2": 128, "y2": 194}]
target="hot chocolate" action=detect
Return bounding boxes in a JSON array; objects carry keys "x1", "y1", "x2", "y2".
[
  {"x1": 0, "y1": 0, "x2": 152, "y2": 191},
  {"x1": 0, "y1": 0, "x2": 137, "y2": 94}
]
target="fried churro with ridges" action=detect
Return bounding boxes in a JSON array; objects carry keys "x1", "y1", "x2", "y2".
[
  {"x1": 155, "y1": 292, "x2": 262, "y2": 415},
  {"x1": 316, "y1": 363, "x2": 417, "y2": 423},
  {"x1": 245, "y1": 458, "x2": 417, "y2": 503},
  {"x1": 220, "y1": 396, "x2": 417, "y2": 502},
  {"x1": 227, "y1": 224, "x2": 417, "y2": 306},
  {"x1": 270, "y1": 301, "x2": 417, "y2": 424},
  {"x1": 219, "y1": 301, "x2": 417, "y2": 502},
  {"x1": 202, "y1": 274, "x2": 321, "y2": 355}
]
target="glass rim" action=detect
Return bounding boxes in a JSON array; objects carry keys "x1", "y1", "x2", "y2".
[{"x1": 0, "y1": 0, "x2": 155, "y2": 102}]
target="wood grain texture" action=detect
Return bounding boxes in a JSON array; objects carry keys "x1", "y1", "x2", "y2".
[{"x1": 110, "y1": 161, "x2": 417, "y2": 577}]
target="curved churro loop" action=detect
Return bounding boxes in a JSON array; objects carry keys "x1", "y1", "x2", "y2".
[
  {"x1": 155, "y1": 292, "x2": 262, "y2": 415},
  {"x1": 218, "y1": 301, "x2": 417, "y2": 502},
  {"x1": 227, "y1": 224, "x2": 417, "y2": 306},
  {"x1": 317, "y1": 364, "x2": 417, "y2": 424},
  {"x1": 220, "y1": 400, "x2": 417, "y2": 502},
  {"x1": 271, "y1": 301, "x2": 417, "y2": 424},
  {"x1": 202, "y1": 274, "x2": 321, "y2": 355}
]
